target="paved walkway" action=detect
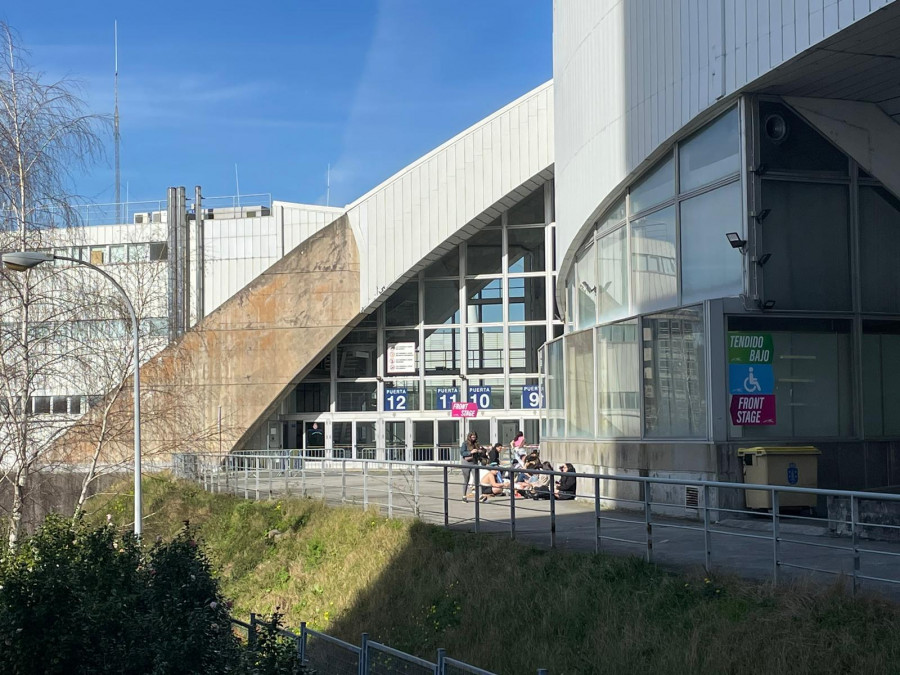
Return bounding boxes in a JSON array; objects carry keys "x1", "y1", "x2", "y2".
[{"x1": 210, "y1": 466, "x2": 900, "y2": 599}]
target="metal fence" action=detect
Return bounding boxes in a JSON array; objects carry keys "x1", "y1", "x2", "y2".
[
  {"x1": 174, "y1": 451, "x2": 900, "y2": 595},
  {"x1": 230, "y1": 614, "x2": 545, "y2": 675}
]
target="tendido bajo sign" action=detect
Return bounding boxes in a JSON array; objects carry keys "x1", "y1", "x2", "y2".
[
  {"x1": 451, "y1": 402, "x2": 479, "y2": 418},
  {"x1": 728, "y1": 332, "x2": 776, "y2": 426}
]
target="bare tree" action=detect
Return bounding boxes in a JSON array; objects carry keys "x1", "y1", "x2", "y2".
[{"x1": 0, "y1": 22, "x2": 106, "y2": 547}]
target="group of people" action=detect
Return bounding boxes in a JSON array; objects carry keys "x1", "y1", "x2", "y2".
[{"x1": 459, "y1": 431, "x2": 577, "y2": 503}]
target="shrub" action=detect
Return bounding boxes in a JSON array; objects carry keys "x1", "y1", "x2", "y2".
[{"x1": 0, "y1": 515, "x2": 304, "y2": 674}]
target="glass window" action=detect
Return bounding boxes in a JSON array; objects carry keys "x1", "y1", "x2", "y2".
[
  {"x1": 423, "y1": 279, "x2": 460, "y2": 324},
  {"x1": 336, "y1": 382, "x2": 377, "y2": 412},
  {"x1": 508, "y1": 277, "x2": 546, "y2": 322},
  {"x1": 575, "y1": 244, "x2": 596, "y2": 330},
  {"x1": 546, "y1": 339, "x2": 565, "y2": 437},
  {"x1": 728, "y1": 317, "x2": 853, "y2": 439},
  {"x1": 631, "y1": 206, "x2": 676, "y2": 313},
  {"x1": 643, "y1": 307, "x2": 708, "y2": 438},
  {"x1": 386, "y1": 421, "x2": 406, "y2": 460},
  {"x1": 385, "y1": 281, "x2": 419, "y2": 326},
  {"x1": 679, "y1": 107, "x2": 740, "y2": 192},
  {"x1": 149, "y1": 242, "x2": 168, "y2": 261},
  {"x1": 295, "y1": 382, "x2": 330, "y2": 413},
  {"x1": 860, "y1": 187, "x2": 900, "y2": 313},
  {"x1": 467, "y1": 278, "x2": 503, "y2": 323},
  {"x1": 423, "y1": 248, "x2": 460, "y2": 277},
  {"x1": 336, "y1": 329, "x2": 377, "y2": 378},
  {"x1": 424, "y1": 328, "x2": 460, "y2": 374},
  {"x1": 630, "y1": 156, "x2": 674, "y2": 215},
  {"x1": 680, "y1": 182, "x2": 743, "y2": 304},
  {"x1": 52, "y1": 397, "x2": 68, "y2": 414},
  {"x1": 356, "y1": 421, "x2": 377, "y2": 459},
  {"x1": 385, "y1": 330, "x2": 419, "y2": 376},
  {"x1": 508, "y1": 325, "x2": 545, "y2": 373},
  {"x1": 466, "y1": 227, "x2": 502, "y2": 275},
  {"x1": 509, "y1": 376, "x2": 540, "y2": 409},
  {"x1": 597, "y1": 199, "x2": 626, "y2": 232},
  {"x1": 469, "y1": 378, "x2": 504, "y2": 410},
  {"x1": 862, "y1": 321, "x2": 900, "y2": 437},
  {"x1": 128, "y1": 244, "x2": 149, "y2": 262},
  {"x1": 109, "y1": 245, "x2": 127, "y2": 264},
  {"x1": 307, "y1": 355, "x2": 331, "y2": 379},
  {"x1": 467, "y1": 326, "x2": 504, "y2": 374},
  {"x1": 425, "y1": 378, "x2": 460, "y2": 410},
  {"x1": 385, "y1": 378, "x2": 419, "y2": 411},
  {"x1": 508, "y1": 187, "x2": 545, "y2": 225},
  {"x1": 758, "y1": 101, "x2": 847, "y2": 174},
  {"x1": 438, "y1": 420, "x2": 460, "y2": 454},
  {"x1": 565, "y1": 330, "x2": 595, "y2": 438},
  {"x1": 333, "y1": 422, "x2": 353, "y2": 455},
  {"x1": 508, "y1": 227, "x2": 545, "y2": 273},
  {"x1": 69, "y1": 396, "x2": 82, "y2": 415},
  {"x1": 761, "y1": 181, "x2": 850, "y2": 311},
  {"x1": 597, "y1": 227, "x2": 629, "y2": 323},
  {"x1": 597, "y1": 321, "x2": 640, "y2": 437},
  {"x1": 90, "y1": 247, "x2": 105, "y2": 265},
  {"x1": 413, "y1": 420, "x2": 435, "y2": 449}
]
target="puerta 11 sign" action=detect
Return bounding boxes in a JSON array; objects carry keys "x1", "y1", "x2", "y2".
[{"x1": 728, "y1": 332, "x2": 776, "y2": 425}]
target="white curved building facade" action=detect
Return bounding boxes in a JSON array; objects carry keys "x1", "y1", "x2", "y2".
[{"x1": 546, "y1": 0, "x2": 900, "y2": 500}]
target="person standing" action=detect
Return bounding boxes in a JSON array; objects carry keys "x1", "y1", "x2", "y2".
[
  {"x1": 460, "y1": 431, "x2": 480, "y2": 501},
  {"x1": 508, "y1": 430, "x2": 526, "y2": 464}
]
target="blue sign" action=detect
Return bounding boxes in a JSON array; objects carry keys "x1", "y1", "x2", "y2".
[
  {"x1": 384, "y1": 387, "x2": 408, "y2": 411},
  {"x1": 729, "y1": 364, "x2": 774, "y2": 395},
  {"x1": 435, "y1": 387, "x2": 459, "y2": 410},
  {"x1": 522, "y1": 384, "x2": 544, "y2": 409},
  {"x1": 468, "y1": 386, "x2": 492, "y2": 409},
  {"x1": 787, "y1": 462, "x2": 799, "y2": 485}
]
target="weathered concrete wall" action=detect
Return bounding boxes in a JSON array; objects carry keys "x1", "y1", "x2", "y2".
[{"x1": 58, "y1": 216, "x2": 360, "y2": 462}]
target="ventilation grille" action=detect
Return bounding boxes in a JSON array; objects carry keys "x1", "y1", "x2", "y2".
[{"x1": 685, "y1": 486, "x2": 700, "y2": 509}]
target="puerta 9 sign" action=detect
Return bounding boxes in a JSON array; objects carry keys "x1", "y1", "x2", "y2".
[{"x1": 728, "y1": 332, "x2": 776, "y2": 425}]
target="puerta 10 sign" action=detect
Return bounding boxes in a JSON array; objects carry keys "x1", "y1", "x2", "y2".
[{"x1": 728, "y1": 332, "x2": 776, "y2": 426}]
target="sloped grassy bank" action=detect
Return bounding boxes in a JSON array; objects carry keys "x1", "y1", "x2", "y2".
[{"x1": 93, "y1": 475, "x2": 900, "y2": 675}]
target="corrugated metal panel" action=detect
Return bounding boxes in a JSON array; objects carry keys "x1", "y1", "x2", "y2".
[
  {"x1": 346, "y1": 82, "x2": 554, "y2": 312},
  {"x1": 554, "y1": 0, "x2": 897, "y2": 289}
]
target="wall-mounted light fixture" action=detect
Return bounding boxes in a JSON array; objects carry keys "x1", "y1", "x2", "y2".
[
  {"x1": 756, "y1": 299, "x2": 776, "y2": 310},
  {"x1": 579, "y1": 280, "x2": 597, "y2": 294},
  {"x1": 751, "y1": 208, "x2": 771, "y2": 223},
  {"x1": 726, "y1": 232, "x2": 746, "y2": 250},
  {"x1": 755, "y1": 253, "x2": 772, "y2": 267}
]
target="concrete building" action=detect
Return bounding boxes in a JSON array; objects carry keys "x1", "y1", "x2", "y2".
[{"x1": 546, "y1": 0, "x2": 900, "y2": 505}]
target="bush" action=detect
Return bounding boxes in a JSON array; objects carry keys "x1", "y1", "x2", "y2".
[{"x1": 0, "y1": 515, "x2": 305, "y2": 674}]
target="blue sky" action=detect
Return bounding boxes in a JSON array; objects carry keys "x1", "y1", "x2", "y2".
[{"x1": 2, "y1": 1, "x2": 551, "y2": 208}]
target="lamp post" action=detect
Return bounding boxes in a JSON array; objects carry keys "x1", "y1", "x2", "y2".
[{"x1": 2, "y1": 250, "x2": 143, "y2": 537}]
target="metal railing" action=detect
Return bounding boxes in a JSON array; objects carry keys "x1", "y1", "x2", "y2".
[
  {"x1": 231, "y1": 614, "x2": 545, "y2": 674},
  {"x1": 174, "y1": 451, "x2": 900, "y2": 595}
]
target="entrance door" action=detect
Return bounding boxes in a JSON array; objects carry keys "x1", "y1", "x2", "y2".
[
  {"x1": 467, "y1": 419, "x2": 491, "y2": 448},
  {"x1": 498, "y1": 419, "x2": 521, "y2": 448},
  {"x1": 437, "y1": 420, "x2": 460, "y2": 461},
  {"x1": 413, "y1": 420, "x2": 435, "y2": 462}
]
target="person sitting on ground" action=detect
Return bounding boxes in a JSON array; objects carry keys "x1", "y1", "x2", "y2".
[
  {"x1": 523, "y1": 448, "x2": 541, "y2": 468},
  {"x1": 479, "y1": 463, "x2": 509, "y2": 501},
  {"x1": 529, "y1": 461, "x2": 554, "y2": 499},
  {"x1": 554, "y1": 463, "x2": 577, "y2": 500}
]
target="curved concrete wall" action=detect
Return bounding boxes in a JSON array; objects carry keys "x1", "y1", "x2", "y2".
[{"x1": 553, "y1": 0, "x2": 895, "y2": 291}]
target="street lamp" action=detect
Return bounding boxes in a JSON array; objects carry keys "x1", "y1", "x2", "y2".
[{"x1": 2, "y1": 250, "x2": 143, "y2": 537}]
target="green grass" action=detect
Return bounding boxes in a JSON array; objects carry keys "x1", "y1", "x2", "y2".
[{"x1": 90, "y1": 475, "x2": 900, "y2": 675}]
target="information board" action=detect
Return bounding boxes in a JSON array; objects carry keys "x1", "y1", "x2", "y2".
[{"x1": 727, "y1": 332, "x2": 776, "y2": 426}]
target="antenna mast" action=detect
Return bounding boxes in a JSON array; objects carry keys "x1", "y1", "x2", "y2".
[
  {"x1": 326, "y1": 163, "x2": 331, "y2": 207},
  {"x1": 114, "y1": 20, "x2": 121, "y2": 223}
]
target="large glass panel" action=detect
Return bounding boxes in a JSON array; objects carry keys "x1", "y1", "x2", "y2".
[
  {"x1": 597, "y1": 321, "x2": 640, "y2": 437},
  {"x1": 466, "y1": 278, "x2": 503, "y2": 323},
  {"x1": 860, "y1": 187, "x2": 900, "y2": 313},
  {"x1": 728, "y1": 318, "x2": 853, "y2": 438},
  {"x1": 509, "y1": 376, "x2": 540, "y2": 409},
  {"x1": 385, "y1": 281, "x2": 419, "y2": 327},
  {"x1": 565, "y1": 330, "x2": 595, "y2": 438},
  {"x1": 575, "y1": 244, "x2": 596, "y2": 330},
  {"x1": 425, "y1": 378, "x2": 460, "y2": 410},
  {"x1": 508, "y1": 325, "x2": 545, "y2": 373},
  {"x1": 423, "y1": 248, "x2": 460, "y2": 277},
  {"x1": 630, "y1": 156, "x2": 674, "y2": 215},
  {"x1": 597, "y1": 199, "x2": 626, "y2": 232},
  {"x1": 631, "y1": 206, "x2": 676, "y2": 313},
  {"x1": 680, "y1": 182, "x2": 743, "y2": 304},
  {"x1": 862, "y1": 322, "x2": 900, "y2": 437},
  {"x1": 597, "y1": 226, "x2": 629, "y2": 323},
  {"x1": 336, "y1": 329, "x2": 377, "y2": 378},
  {"x1": 761, "y1": 181, "x2": 850, "y2": 310},
  {"x1": 294, "y1": 382, "x2": 330, "y2": 413},
  {"x1": 508, "y1": 227, "x2": 545, "y2": 273},
  {"x1": 424, "y1": 328, "x2": 460, "y2": 374},
  {"x1": 333, "y1": 421, "x2": 352, "y2": 456},
  {"x1": 413, "y1": 421, "x2": 435, "y2": 461},
  {"x1": 508, "y1": 188, "x2": 545, "y2": 225},
  {"x1": 437, "y1": 420, "x2": 460, "y2": 459},
  {"x1": 356, "y1": 421, "x2": 377, "y2": 460},
  {"x1": 336, "y1": 382, "x2": 377, "y2": 412},
  {"x1": 385, "y1": 329, "x2": 419, "y2": 376},
  {"x1": 466, "y1": 227, "x2": 502, "y2": 275},
  {"x1": 424, "y1": 279, "x2": 460, "y2": 324},
  {"x1": 758, "y1": 101, "x2": 847, "y2": 174},
  {"x1": 643, "y1": 307, "x2": 708, "y2": 438},
  {"x1": 385, "y1": 421, "x2": 406, "y2": 461},
  {"x1": 508, "y1": 277, "x2": 546, "y2": 322},
  {"x1": 467, "y1": 326, "x2": 504, "y2": 374},
  {"x1": 469, "y1": 378, "x2": 504, "y2": 410},
  {"x1": 679, "y1": 107, "x2": 740, "y2": 192},
  {"x1": 547, "y1": 339, "x2": 565, "y2": 437},
  {"x1": 307, "y1": 355, "x2": 331, "y2": 379}
]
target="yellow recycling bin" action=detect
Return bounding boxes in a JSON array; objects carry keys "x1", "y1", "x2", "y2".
[{"x1": 737, "y1": 446, "x2": 820, "y2": 510}]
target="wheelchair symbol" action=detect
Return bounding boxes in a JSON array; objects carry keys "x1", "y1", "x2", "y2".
[{"x1": 743, "y1": 367, "x2": 761, "y2": 393}]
